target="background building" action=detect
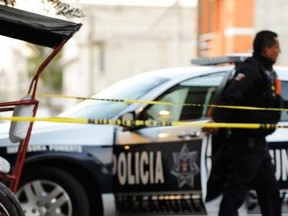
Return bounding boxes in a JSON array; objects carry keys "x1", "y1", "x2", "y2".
[
  {"x1": 198, "y1": 0, "x2": 288, "y2": 65},
  {"x1": 62, "y1": 2, "x2": 197, "y2": 109},
  {"x1": 0, "y1": 37, "x2": 29, "y2": 102}
]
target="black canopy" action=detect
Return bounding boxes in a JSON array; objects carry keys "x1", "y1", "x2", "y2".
[{"x1": 0, "y1": 5, "x2": 82, "y2": 48}]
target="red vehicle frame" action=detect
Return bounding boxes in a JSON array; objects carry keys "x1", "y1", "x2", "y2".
[{"x1": 0, "y1": 5, "x2": 81, "y2": 193}]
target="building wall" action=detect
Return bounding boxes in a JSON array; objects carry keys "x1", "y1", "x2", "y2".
[
  {"x1": 254, "y1": 0, "x2": 288, "y2": 65},
  {"x1": 62, "y1": 4, "x2": 197, "y2": 109},
  {"x1": 198, "y1": 0, "x2": 254, "y2": 57},
  {"x1": 0, "y1": 37, "x2": 29, "y2": 101},
  {"x1": 198, "y1": 0, "x2": 288, "y2": 66}
]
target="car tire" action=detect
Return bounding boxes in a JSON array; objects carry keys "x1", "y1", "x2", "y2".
[
  {"x1": 0, "y1": 182, "x2": 24, "y2": 216},
  {"x1": 16, "y1": 166, "x2": 90, "y2": 216}
]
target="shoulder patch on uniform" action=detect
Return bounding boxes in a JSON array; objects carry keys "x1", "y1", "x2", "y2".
[{"x1": 234, "y1": 73, "x2": 246, "y2": 81}]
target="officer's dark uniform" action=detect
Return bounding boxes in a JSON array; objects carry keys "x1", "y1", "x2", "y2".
[{"x1": 211, "y1": 53, "x2": 282, "y2": 216}]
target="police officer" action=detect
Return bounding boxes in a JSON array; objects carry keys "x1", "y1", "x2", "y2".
[{"x1": 205, "y1": 30, "x2": 283, "y2": 216}]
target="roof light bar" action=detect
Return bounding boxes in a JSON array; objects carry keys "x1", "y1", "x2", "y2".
[{"x1": 191, "y1": 54, "x2": 251, "y2": 66}]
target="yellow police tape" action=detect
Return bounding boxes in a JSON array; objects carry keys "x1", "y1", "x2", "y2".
[
  {"x1": 14, "y1": 92, "x2": 284, "y2": 129},
  {"x1": 37, "y1": 93, "x2": 288, "y2": 112},
  {"x1": 2, "y1": 116, "x2": 288, "y2": 129}
]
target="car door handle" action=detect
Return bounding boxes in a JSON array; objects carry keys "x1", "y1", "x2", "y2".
[{"x1": 178, "y1": 131, "x2": 200, "y2": 139}]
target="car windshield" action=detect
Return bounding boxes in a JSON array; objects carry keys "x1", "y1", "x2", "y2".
[{"x1": 60, "y1": 75, "x2": 168, "y2": 119}]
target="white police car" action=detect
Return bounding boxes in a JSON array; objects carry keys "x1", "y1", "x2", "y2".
[{"x1": 1, "y1": 55, "x2": 288, "y2": 215}]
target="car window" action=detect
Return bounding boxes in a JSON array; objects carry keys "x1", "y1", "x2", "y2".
[
  {"x1": 139, "y1": 72, "x2": 226, "y2": 122},
  {"x1": 280, "y1": 81, "x2": 288, "y2": 121},
  {"x1": 60, "y1": 76, "x2": 168, "y2": 119}
]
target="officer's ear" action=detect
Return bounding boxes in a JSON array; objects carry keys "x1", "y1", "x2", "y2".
[{"x1": 262, "y1": 46, "x2": 270, "y2": 57}]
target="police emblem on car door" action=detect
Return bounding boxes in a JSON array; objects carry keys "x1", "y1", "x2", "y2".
[{"x1": 113, "y1": 72, "x2": 228, "y2": 215}]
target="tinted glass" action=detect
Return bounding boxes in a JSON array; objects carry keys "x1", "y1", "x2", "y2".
[{"x1": 140, "y1": 72, "x2": 226, "y2": 122}]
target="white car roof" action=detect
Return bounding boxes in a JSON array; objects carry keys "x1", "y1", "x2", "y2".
[
  {"x1": 138, "y1": 65, "x2": 288, "y2": 81},
  {"x1": 136, "y1": 65, "x2": 234, "y2": 80},
  {"x1": 274, "y1": 66, "x2": 288, "y2": 81}
]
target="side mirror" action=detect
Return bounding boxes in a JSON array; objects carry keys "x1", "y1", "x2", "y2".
[{"x1": 119, "y1": 112, "x2": 136, "y2": 131}]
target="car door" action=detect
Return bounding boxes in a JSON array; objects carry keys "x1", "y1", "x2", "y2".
[{"x1": 113, "y1": 71, "x2": 230, "y2": 215}]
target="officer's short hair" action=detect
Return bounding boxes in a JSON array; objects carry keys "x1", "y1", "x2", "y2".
[{"x1": 253, "y1": 30, "x2": 278, "y2": 54}]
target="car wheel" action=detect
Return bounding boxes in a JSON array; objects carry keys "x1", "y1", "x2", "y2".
[
  {"x1": 16, "y1": 166, "x2": 90, "y2": 216},
  {"x1": 0, "y1": 182, "x2": 24, "y2": 216}
]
